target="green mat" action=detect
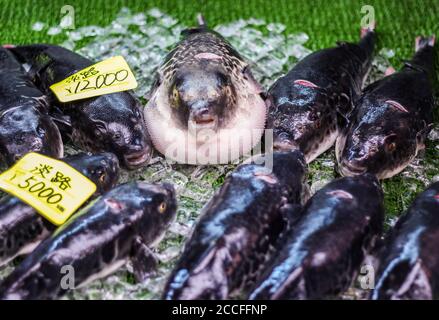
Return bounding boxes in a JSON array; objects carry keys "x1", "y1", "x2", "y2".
[{"x1": 1, "y1": 0, "x2": 439, "y2": 68}]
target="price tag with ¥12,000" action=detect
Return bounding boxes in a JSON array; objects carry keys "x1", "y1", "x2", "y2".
[
  {"x1": 0, "y1": 153, "x2": 97, "y2": 225},
  {"x1": 50, "y1": 56, "x2": 138, "y2": 103}
]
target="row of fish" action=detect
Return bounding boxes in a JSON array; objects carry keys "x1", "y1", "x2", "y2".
[
  {"x1": 269, "y1": 28, "x2": 436, "y2": 179},
  {"x1": 0, "y1": 152, "x2": 176, "y2": 299},
  {"x1": 1, "y1": 18, "x2": 436, "y2": 178},
  {"x1": 0, "y1": 44, "x2": 151, "y2": 169},
  {"x1": 164, "y1": 156, "x2": 439, "y2": 300},
  {"x1": 0, "y1": 149, "x2": 437, "y2": 299}
]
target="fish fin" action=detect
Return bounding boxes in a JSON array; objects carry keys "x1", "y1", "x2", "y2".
[
  {"x1": 197, "y1": 14, "x2": 207, "y2": 28},
  {"x1": 361, "y1": 21, "x2": 376, "y2": 38},
  {"x1": 50, "y1": 107, "x2": 73, "y2": 136},
  {"x1": 144, "y1": 74, "x2": 162, "y2": 101},
  {"x1": 181, "y1": 15, "x2": 209, "y2": 37},
  {"x1": 416, "y1": 122, "x2": 433, "y2": 150},
  {"x1": 415, "y1": 36, "x2": 435, "y2": 52},
  {"x1": 242, "y1": 65, "x2": 264, "y2": 95},
  {"x1": 131, "y1": 237, "x2": 158, "y2": 283}
]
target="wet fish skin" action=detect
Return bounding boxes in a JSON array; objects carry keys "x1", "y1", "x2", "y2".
[
  {"x1": 371, "y1": 182, "x2": 439, "y2": 300},
  {"x1": 163, "y1": 151, "x2": 307, "y2": 300},
  {"x1": 248, "y1": 174, "x2": 384, "y2": 300},
  {"x1": 0, "y1": 47, "x2": 63, "y2": 165},
  {"x1": 145, "y1": 18, "x2": 267, "y2": 164},
  {"x1": 268, "y1": 29, "x2": 375, "y2": 163},
  {"x1": 0, "y1": 181, "x2": 176, "y2": 300},
  {"x1": 336, "y1": 36, "x2": 436, "y2": 179},
  {"x1": 0, "y1": 152, "x2": 120, "y2": 267},
  {"x1": 9, "y1": 44, "x2": 152, "y2": 169}
]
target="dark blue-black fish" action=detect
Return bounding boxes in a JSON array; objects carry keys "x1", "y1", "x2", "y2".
[
  {"x1": 372, "y1": 181, "x2": 439, "y2": 300},
  {"x1": 268, "y1": 27, "x2": 375, "y2": 163},
  {"x1": 249, "y1": 174, "x2": 384, "y2": 300},
  {"x1": 336, "y1": 36, "x2": 436, "y2": 179}
]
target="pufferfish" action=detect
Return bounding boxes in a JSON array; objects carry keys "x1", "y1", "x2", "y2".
[{"x1": 144, "y1": 16, "x2": 268, "y2": 164}]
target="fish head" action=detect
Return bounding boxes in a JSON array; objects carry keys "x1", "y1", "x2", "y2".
[
  {"x1": 0, "y1": 106, "x2": 62, "y2": 164},
  {"x1": 322, "y1": 174, "x2": 383, "y2": 211},
  {"x1": 272, "y1": 88, "x2": 333, "y2": 153},
  {"x1": 66, "y1": 152, "x2": 120, "y2": 195},
  {"x1": 169, "y1": 65, "x2": 236, "y2": 132},
  {"x1": 136, "y1": 182, "x2": 177, "y2": 244},
  {"x1": 338, "y1": 116, "x2": 415, "y2": 178},
  {"x1": 76, "y1": 93, "x2": 152, "y2": 169}
]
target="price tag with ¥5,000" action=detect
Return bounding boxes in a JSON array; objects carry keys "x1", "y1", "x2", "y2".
[
  {"x1": 0, "y1": 153, "x2": 97, "y2": 225},
  {"x1": 49, "y1": 56, "x2": 138, "y2": 103}
]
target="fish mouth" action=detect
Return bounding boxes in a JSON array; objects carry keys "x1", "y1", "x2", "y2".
[
  {"x1": 339, "y1": 160, "x2": 367, "y2": 176},
  {"x1": 189, "y1": 111, "x2": 218, "y2": 131},
  {"x1": 273, "y1": 137, "x2": 299, "y2": 152},
  {"x1": 124, "y1": 150, "x2": 151, "y2": 169}
]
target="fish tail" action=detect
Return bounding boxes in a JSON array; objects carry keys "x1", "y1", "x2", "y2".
[
  {"x1": 358, "y1": 23, "x2": 376, "y2": 58},
  {"x1": 8, "y1": 44, "x2": 46, "y2": 63},
  {"x1": 409, "y1": 35, "x2": 436, "y2": 76},
  {"x1": 415, "y1": 35, "x2": 435, "y2": 52},
  {"x1": 197, "y1": 13, "x2": 207, "y2": 28}
]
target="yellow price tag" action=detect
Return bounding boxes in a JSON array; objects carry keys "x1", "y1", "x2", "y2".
[
  {"x1": 0, "y1": 153, "x2": 97, "y2": 225},
  {"x1": 50, "y1": 56, "x2": 138, "y2": 102}
]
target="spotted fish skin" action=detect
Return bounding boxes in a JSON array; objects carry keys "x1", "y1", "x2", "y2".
[
  {"x1": 145, "y1": 19, "x2": 267, "y2": 164},
  {"x1": 336, "y1": 36, "x2": 436, "y2": 179},
  {"x1": 0, "y1": 152, "x2": 120, "y2": 268},
  {"x1": 9, "y1": 45, "x2": 152, "y2": 169},
  {"x1": 249, "y1": 174, "x2": 384, "y2": 300},
  {"x1": 372, "y1": 182, "x2": 439, "y2": 300},
  {"x1": 163, "y1": 151, "x2": 307, "y2": 300},
  {"x1": 0, "y1": 182, "x2": 176, "y2": 300},
  {"x1": 268, "y1": 29, "x2": 375, "y2": 163},
  {"x1": 0, "y1": 47, "x2": 63, "y2": 165}
]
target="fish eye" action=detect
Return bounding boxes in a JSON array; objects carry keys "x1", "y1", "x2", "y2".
[
  {"x1": 158, "y1": 202, "x2": 167, "y2": 214},
  {"x1": 93, "y1": 122, "x2": 107, "y2": 137},
  {"x1": 133, "y1": 108, "x2": 141, "y2": 118},
  {"x1": 386, "y1": 142, "x2": 396, "y2": 152},
  {"x1": 113, "y1": 131, "x2": 122, "y2": 141},
  {"x1": 99, "y1": 172, "x2": 106, "y2": 184},
  {"x1": 308, "y1": 111, "x2": 320, "y2": 122},
  {"x1": 369, "y1": 145, "x2": 378, "y2": 153},
  {"x1": 172, "y1": 87, "x2": 180, "y2": 105},
  {"x1": 36, "y1": 125, "x2": 45, "y2": 136}
]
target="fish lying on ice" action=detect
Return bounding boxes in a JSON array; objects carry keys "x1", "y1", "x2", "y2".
[
  {"x1": 0, "y1": 47, "x2": 63, "y2": 165},
  {"x1": 144, "y1": 16, "x2": 268, "y2": 164},
  {"x1": 163, "y1": 151, "x2": 308, "y2": 299},
  {"x1": 336, "y1": 36, "x2": 436, "y2": 179},
  {"x1": 267, "y1": 26, "x2": 376, "y2": 163},
  {"x1": 371, "y1": 182, "x2": 439, "y2": 300},
  {"x1": 249, "y1": 174, "x2": 384, "y2": 300},
  {"x1": 0, "y1": 181, "x2": 176, "y2": 300},
  {"x1": 0, "y1": 152, "x2": 120, "y2": 267},
  {"x1": 9, "y1": 45, "x2": 152, "y2": 169}
]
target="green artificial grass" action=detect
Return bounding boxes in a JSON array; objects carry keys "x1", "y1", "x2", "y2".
[{"x1": 1, "y1": 0, "x2": 438, "y2": 68}]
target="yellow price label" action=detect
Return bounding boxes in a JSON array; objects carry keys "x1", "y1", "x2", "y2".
[
  {"x1": 50, "y1": 56, "x2": 138, "y2": 102},
  {"x1": 0, "y1": 153, "x2": 97, "y2": 225}
]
